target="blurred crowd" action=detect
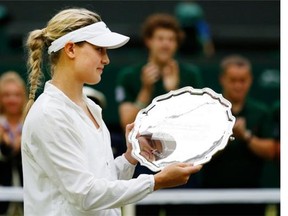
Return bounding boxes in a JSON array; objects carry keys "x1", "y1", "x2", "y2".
[{"x1": 0, "y1": 1, "x2": 280, "y2": 216}]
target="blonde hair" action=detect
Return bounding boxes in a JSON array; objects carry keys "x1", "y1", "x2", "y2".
[
  {"x1": 0, "y1": 71, "x2": 27, "y2": 114},
  {"x1": 23, "y1": 8, "x2": 101, "y2": 119}
]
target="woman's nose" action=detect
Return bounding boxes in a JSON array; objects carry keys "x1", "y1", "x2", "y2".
[{"x1": 102, "y1": 51, "x2": 110, "y2": 65}]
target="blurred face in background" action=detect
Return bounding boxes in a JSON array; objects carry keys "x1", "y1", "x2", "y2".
[
  {"x1": 0, "y1": 81, "x2": 26, "y2": 116},
  {"x1": 145, "y1": 28, "x2": 178, "y2": 64},
  {"x1": 220, "y1": 65, "x2": 252, "y2": 103}
]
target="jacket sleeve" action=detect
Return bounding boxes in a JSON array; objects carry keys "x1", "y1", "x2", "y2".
[{"x1": 114, "y1": 154, "x2": 137, "y2": 180}]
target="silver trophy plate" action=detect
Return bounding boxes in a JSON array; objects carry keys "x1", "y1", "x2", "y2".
[{"x1": 129, "y1": 86, "x2": 235, "y2": 172}]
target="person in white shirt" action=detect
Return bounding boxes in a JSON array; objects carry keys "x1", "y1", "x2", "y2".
[{"x1": 21, "y1": 8, "x2": 202, "y2": 216}]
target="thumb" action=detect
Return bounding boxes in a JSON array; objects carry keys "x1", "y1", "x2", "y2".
[{"x1": 126, "y1": 123, "x2": 134, "y2": 133}]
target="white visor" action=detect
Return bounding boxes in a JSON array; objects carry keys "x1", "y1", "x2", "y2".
[{"x1": 48, "y1": 21, "x2": 129, "y2": 54}]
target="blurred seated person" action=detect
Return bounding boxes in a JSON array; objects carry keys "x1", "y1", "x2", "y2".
[
  {"x1": 175, "y1": 0, "x2": 215, "y2": 57},
  {"x1": 116, "y1": 13, "x2": 203, "y2": 131},
  {"x1": 0, "y1": 71, "x2": 27, "y2": 215},
  {"x1": 200, "y1": 55, "x2": 277, "y2": 216}
]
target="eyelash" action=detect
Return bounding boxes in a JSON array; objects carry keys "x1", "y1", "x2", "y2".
[{"x1": 96, "y1": 48, "x2": 103, "y2": 52}]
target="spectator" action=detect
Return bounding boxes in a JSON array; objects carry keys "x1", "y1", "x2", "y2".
[
  {"x1": 116, "y1": 13, "x2": 203, "y2": 131},
  {"x1": 0, "y1": 71, "x2": 26, "y2": 215},
  {"x1": 200, "y1": 55, "x2": 277, "y2": 215},
  {"x1": 21, "y1": 8, "x2": 202, "y2": 216}
]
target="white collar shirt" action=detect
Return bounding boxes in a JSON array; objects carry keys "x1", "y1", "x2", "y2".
[{"x1": 21, "y1": 81, "x2": 154, "y2": 216}]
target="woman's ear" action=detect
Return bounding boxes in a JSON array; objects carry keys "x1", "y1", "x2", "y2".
[{"x1": 63, "y1": 42, "x2": 76, "y2": 59}]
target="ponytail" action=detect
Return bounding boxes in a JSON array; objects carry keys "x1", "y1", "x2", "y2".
[{"x1": 22, "y1": 29, "x2": 45, "y2": 120}]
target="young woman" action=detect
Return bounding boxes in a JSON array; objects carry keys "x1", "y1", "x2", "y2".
[{"x1": 22, "y1": 8, "x2": 202, "y2": 215}]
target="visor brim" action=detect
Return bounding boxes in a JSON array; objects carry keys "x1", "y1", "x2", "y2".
[{"x1": 86, "y1": 32, "x2": 130, "y2": 49}]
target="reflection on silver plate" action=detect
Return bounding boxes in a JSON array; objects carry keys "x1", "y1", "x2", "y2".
[{"x1": 129, "y1": 86, "x2": 236, "y2": 172}]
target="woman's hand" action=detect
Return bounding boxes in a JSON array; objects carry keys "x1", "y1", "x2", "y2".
[
  {"x1": 153, "y1": 162, "x2": 202, "y2": 191},
  {"x1": 123, "y1": 123, "x2": 138, "y2": 165}
]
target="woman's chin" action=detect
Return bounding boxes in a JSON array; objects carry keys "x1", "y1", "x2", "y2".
[{"x1": 86, "y1": 78, "x2": 101, "y2": 85}]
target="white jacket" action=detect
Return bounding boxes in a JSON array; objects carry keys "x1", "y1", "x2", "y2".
[{"x1": 21, "y1": 81, "x2": 154, "y2": 216}]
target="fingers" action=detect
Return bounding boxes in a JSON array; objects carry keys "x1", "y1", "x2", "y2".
[
  {"x1": 125, "y1": 122, "x2": 134, "y2": 132},
  {"x1": 233, "y1": 117, "x2": 248, "y2": 139},
  {"x1": 187, "y1": 164, "x2": 203, "y2": 173},
  {"x1": 235, "y1": 117, "x2": 246, "y2": 128},
  {"x1": 125, "y1": 123, "x2": 134, "y2": 143},
  {"x1": 176, "y1": 163, "x2": 202, "y2": 184},
  {"x1": 175, "y1": 162, "x2": 203, "y2": 173},
  {"x1": 154, "y1": 162, "x2": 203, "y2": 190},
  {"x1": 125, "y1": 123, "x2": 134, "y2": 141},
  {"x1": 124, "y1": 123, "x2": 138, "y2": 165},
  {"x1": 142, "y1": 63, "x2": 160, "y2": 85}
]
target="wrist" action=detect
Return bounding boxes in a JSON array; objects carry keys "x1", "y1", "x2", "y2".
[
  {"x1": 134, "y1": 100, "x2": 148, "y2": 110},
  {"x1": 153, "y1": 173, "x2": 163, "y2": 191},
  {"x1": 140, "y1": 84, "x2": 154, "y2": 93},
  {"x1": 135, "y1": 87, "x2": 153, "y2": 110}
]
